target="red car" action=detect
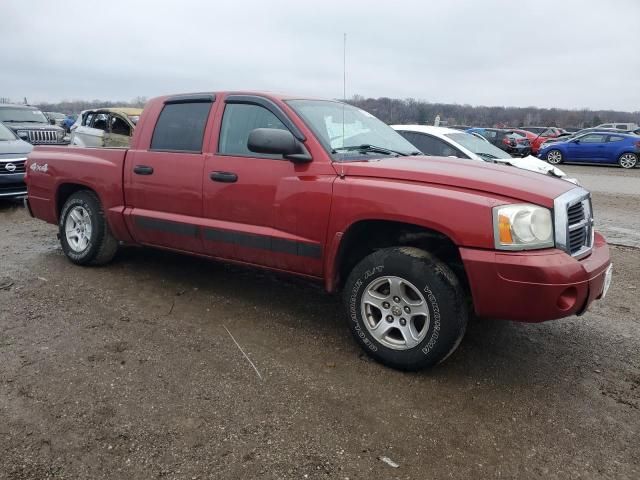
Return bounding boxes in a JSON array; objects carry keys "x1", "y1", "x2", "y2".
[
  {"x1": 520, "y1": 127, "x2": 566, "y2": 154},
  {"x1": 24, "y1": 91, "x2": 612, "y2": 371},
  {"x1": 503, "y1": 129, "x2": 537, "y2": 156}
]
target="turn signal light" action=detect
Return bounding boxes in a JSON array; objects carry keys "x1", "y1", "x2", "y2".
[{"x1": 498, "y1": 214, "x2": 513, "y2": 244}]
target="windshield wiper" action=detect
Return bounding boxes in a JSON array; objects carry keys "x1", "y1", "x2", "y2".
[
  {"x1": 332, "y1": 144, "x2": 410, "y2": 157},
  {"x1": 476, "y1": 152, "x2": 499, "y2": 160}
]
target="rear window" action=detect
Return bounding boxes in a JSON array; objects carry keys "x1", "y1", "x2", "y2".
[{"x1": 150, "y1": 102, "x2": 211, "y2": 152}]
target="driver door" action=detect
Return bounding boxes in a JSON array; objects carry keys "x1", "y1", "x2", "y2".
[
  {"x1": 570, "y1": 133, "x2": 608, "y2": 162},
  {"x1": 202, "y1": 98, "x2": 334, "y2": 277}
]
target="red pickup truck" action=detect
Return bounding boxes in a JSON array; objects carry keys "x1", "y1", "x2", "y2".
[{"x1": 25, "y1": 91, "x2": 612, "y2": 370}]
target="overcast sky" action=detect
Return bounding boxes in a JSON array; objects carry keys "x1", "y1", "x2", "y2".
[{"x1": 2, "y1": 0, "x2": 639, "y2": 110}]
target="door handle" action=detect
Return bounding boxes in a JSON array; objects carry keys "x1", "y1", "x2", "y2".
[
  {"x1": 210, "y1": 171, "x2": 238, "y2": 183},
  {"x1": 133, "y1": 165, "x2": 154, "y2": 175}
]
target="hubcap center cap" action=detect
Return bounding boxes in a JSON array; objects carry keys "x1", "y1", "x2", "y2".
[{"x1": 391, "y1": 305, "x2": 402, "y2": 316}]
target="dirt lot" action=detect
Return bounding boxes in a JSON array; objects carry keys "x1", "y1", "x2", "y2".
[{"x1": 1, "y1": 165, "x2": 639, "y2": 479}]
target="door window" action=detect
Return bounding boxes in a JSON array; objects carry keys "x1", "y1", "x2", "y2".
[
  {"x1": 404, "y1": 133, "x2": 462, "y2": 157},
  {"x1": 110, "y1": 115, "x2": 131, "y2": 136},
  {"x1": 91, "y1": 114, "x2": 109, "y2": 132},
  {"x1": 83, "y1": 113, "x2": 94, "y2": 127},
  {"x1": 150, "y1": 102, "x2": 211, "y2": 152},
  {"x1": 579, "y1": 134, "x2": 607, "y2": 143},
  {"x1": 607, "y1": 136, "x2": 624, "y2": 142},
  {"x1": 482, "y1": 130, "x2": 498, "y2": 140},
  {"x1": 218, "y1": 103, "x2": 288, "y2": 157}
]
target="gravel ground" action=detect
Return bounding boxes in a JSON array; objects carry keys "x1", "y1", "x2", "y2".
[{"x1": 1, "y1": 165, "x2": 639, "y2": 479}]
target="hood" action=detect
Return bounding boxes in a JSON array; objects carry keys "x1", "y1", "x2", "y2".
[
  {"x1": 0, "y1": 138, "x2": 33, "y2": 156},
  {"x1": 340, "y1": 156, "x2": 575, "y2": 208},
  {"x1": 3, "y1": 122, "x2": 65, "y2": 132}
]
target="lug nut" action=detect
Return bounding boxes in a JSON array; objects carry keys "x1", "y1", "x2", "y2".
[
  {"x1": 404, "y1": 306, "x2": 411, "y2": 313},
  {"x1": 393, "y1": 296, "x2": 401, "y2": 303},
  {"x1": 382, "y1": 302, "x2": 390, "y2": 309},
  {"x1": 386, "y1": 315, "x2": 394, "y2": 323},
  {"x1": 399, "y1": 318, "x2": 407, "y2": 326}
]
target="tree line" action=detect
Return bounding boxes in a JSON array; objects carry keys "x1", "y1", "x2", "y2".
[
  {"x1": 345, "y1": 95, "x2": 640, "y2": 128},
  {"x1": 3, "y1": 94, "x2": 638, "y2": 128}
]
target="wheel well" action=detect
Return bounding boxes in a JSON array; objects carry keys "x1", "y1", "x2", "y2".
[
  {"x1": 56, "y1": 183, "x2": 94, "y2": 217},
  {"x1": 335, "y1": 220, "x2": 469, "y2": 294}
]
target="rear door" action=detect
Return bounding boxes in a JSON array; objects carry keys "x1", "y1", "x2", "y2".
[
  {"x1": 123, "y1": 96, "x2": 215, "y2": 253},
  {"x1": 201, "y1": 96, "x2": 334, "y2": 277}
]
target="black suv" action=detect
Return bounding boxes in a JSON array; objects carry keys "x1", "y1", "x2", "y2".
[{"x1": 0, "y1": 104, "x2": 67, "y2": 145}]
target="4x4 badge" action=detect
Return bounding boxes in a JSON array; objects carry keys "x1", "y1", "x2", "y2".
[{"x1": 30, "y1": 163, "x2": 48, "y2": 173}]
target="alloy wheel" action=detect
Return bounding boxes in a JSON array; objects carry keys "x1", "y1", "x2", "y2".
[
  {"x1": 64, "y1": 206, "x2": 92, "y2": 252},
  {"x1": 360, "y1": 276, "x2": 431, "y2": 350}
]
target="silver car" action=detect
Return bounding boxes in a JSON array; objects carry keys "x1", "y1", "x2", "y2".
[{"x1": 70, "y1": 108, "x2": 142, "y2": 148}]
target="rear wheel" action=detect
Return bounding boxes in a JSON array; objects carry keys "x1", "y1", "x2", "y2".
[
  {"x1": 59, "y1": 190, "x2": 118, "y2": 265},
  {"x1": 546, "y1": 149, "x2": 563, "y2": 165},
  {"x1": 343, "y1": 247, "x2": 468, "y2": 371},
  {"x1": 618, "y1": 153, "x2": 638, "y2": 169}
]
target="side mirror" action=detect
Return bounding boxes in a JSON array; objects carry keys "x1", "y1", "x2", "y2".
[
  {"x1": 49, "y1": 118, "x2": 56, "y2": 125},
  {"x1": 247, "y1": 128, "x2": 311, "y2": 163},
  {"x1": 573, "y1": 139, "x2": 580, "y2": 144}
]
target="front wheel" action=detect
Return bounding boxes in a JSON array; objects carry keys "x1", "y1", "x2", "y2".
[
  {"x1": 343, "y1": 247, "x2": 468, "y2": 371},
  {"x1": 59, "y1": 190, "x2": 118, "y2": 265},
  {"x1": 546, "y1": 149, "x2": 563, "y2": 165},
  {"x1": 618, "y1": 153, "x2": 638, "y2": 169}
]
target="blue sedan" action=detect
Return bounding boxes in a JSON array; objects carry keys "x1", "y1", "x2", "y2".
[{"x1": 539, "y1": 132, "x2": 639, "y2": 169}]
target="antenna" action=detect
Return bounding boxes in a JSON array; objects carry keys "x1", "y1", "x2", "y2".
[{"x1": 340, "y1": 32, "x2": 346, "y2": 178}]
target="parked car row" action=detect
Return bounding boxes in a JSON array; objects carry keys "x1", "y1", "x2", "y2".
[{"x1": 393, "y1": 125, "x2": 575, "y2": 182}]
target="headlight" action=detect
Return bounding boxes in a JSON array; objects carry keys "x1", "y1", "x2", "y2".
[
  {"x1": 17, "y1": 130, "x2": 28, "y2": 138},
  {"x1": 493, "y1": 204, "x2": 554, "y2": 250}
]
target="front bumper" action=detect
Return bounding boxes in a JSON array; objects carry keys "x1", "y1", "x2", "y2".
[
  {"x1": 0, "y1": 173, "x2": 27, "y2": 198},
  {"x1": 460, "y1": 232, "x2": 611, "y2": 322}
]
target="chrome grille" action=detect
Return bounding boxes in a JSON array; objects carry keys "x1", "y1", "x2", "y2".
[
  {"x1": 27, "y1": 129, "x2": 59, "y2": 144},
  {"x1": 0, "y1": 158, "x2": 27, "y2": 175},
  {"x1": 554, "y1": 188, "x2": 594, "y2": 259}
]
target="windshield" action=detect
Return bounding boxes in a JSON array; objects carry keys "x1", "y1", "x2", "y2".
[
  {"x1": 286, "y1": 100, "x2": 418, "y2": 160},
  {"x1": 0, "y1": 107, "x2": 49, "y2": 124},
  {"x1": 445, "y1": 132, "x2": 511, "y2": 159},
  {"x1": 0, "y1": 122, "x2": 17, "y2": 141}
]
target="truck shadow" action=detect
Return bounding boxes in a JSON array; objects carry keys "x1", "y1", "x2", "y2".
[
  {"x1": 107, "y1": 245, "x2": 604, "y2": 386},
  {"x1": 0, "y1": 198, "x2": 24, "y2": 212}
]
